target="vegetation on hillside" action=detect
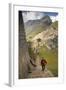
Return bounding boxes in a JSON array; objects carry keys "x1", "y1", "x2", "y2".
[{"x1": 26, "y1": 19, "x2": 58, "y2": 77}]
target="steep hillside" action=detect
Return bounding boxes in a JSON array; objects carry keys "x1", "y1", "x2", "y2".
[
  {"x1": 25, "y1": 16, "x2": 58, "y2": 77},
  {"x1": 24, "y1": 15, "x2": 52, "y2": 38},
  {"x1": 31, "y1": 26, "x2": 58, "y2": 50},
  {"x1": 24, "y1": 15, "x2": 58, "y2": 50}
]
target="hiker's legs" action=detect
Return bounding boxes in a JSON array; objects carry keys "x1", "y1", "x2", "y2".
[{"x1": 42, "y1": 65, "x2": 45, "y2": 71}]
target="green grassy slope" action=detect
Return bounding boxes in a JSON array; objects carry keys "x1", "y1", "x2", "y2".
[
  {"x1": 27, "y1": 20, "x2": 58, "y2": 77},
  {"x1": 26, "y1": 26, "x2": 45, "y2": 41},
  {"x1": 51, "y1": 21, "x2": 58, "y2": 30},
  {"x1": 38, "y1": 46, "x2": 58, "y2": 76}
]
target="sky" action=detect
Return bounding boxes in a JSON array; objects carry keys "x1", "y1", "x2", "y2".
[{"x1": 22, "y1": 11, "x2": 58, "y2": 23}]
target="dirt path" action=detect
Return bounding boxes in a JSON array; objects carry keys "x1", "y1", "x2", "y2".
[
  {"x1": 27, "y1": 66, "x2": 54, "y2": 78},
  {"x1": 27, "y1": 56, "x2": 54, "y2": 78}
]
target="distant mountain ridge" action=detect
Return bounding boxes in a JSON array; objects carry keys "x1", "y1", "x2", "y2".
[
  {"x1": 24, "y1": 15, "x2": 52, "y2": 35},
  {"x1": 25, "y1": 15, "x2": 52, "y2": 26}
]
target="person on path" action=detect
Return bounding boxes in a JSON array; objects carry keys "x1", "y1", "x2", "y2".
[{"x1": 41, "y1": 58, "x2": 47, "y2": 71}]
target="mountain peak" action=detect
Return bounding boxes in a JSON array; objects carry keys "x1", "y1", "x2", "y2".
[
  {"x1": 25, "y1": 15, "x2": 52, "y2": 27},
  {"x1": 41, "y1": 15, "x2": 52, "y2": 25}
]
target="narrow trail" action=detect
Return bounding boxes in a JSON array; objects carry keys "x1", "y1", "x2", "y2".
[
  {"x1": 27, "y1": 56, "x2": 54, "y2": 78},
  {"x1": 27, "y1": 66, "x2": 54, "y2": 78}
]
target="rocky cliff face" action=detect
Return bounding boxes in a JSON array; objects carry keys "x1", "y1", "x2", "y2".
[
  {"x1": 31, "y1": 26, "x2": 58, "y2": 50},
  {"x1": 19, "y1": 11, "x2": 35, "y2": 79}
]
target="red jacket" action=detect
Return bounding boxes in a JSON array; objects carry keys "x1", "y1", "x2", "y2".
[{"x1": 41, "y1": 59, "x2": 47, "y2": 65}]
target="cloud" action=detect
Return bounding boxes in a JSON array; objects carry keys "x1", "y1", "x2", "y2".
[
  {"x1": 22, "y1": 11, "x2": 45, "y2": 22},
  {"x1": 22, "y1": 11, "x2": 58, "y2": 23},
  {"x1": 50, "y1": 15, "x2": 58, "y2": 22}
]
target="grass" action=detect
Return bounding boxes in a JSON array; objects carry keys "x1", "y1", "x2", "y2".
[
  {"x1": 38, "y1": 46, "x2": 58, "y2": 76},
  {"x1": 26, "y1": 20, "x2": 58, "y2": 77},
  {"x1": 51, "y1": 21, "x2": 58, "y2": 30},
  {"x1": 28, "y1": 42, "x2": 58, "y2": 77},
  {"x1": 28, "y1": 45, "x2": 58, "y2": 77},
  {"x1": 26, "y1": 26, "x2": 45, "y2": 41}
]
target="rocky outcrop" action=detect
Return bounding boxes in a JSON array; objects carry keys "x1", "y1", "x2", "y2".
[{"x1": 19, "y1": 11, "x2": 35, "y2": 79}]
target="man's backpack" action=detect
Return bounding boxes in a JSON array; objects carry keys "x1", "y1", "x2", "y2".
[{"x1": 41, "y1": 59, "x2": 47, "y2": 65}]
